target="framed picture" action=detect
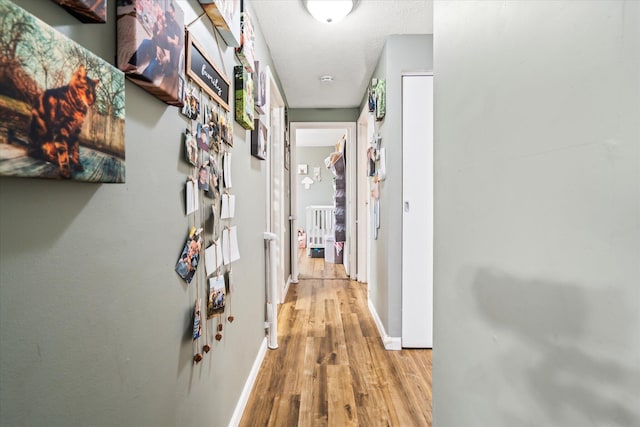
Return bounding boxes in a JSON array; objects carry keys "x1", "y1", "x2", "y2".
[
  {"x1": 297, "y1": 164, "x2": 308, "y2": 175},
  {"x1": 199, "y1": 0, "x2": 241, "y2": 47},
  {"x1": 116, "y1": 0, "x2": 185, "y2": 106},
  {"x1": 251, "y1": 119, "x2": 267, "y2": 160},
  {"x1": 374, "y1": 79, "x2": 386, "y2": 121},
  {"x1": 186, "y1": 32, "x2": 230, "y2": 111},
  {"x1": 53, "y1": 0, "x2": 107, "y2": 23},
  {"x1": 235, "y1": 4, "x2": 255, "y2": 73},
  {"x1": 234, "y1": 65, "x2": 254, "y2": 130},
  {"x1": 0, "y1": 0, "x2": 125, "y2": 182},
  {"x1": 253, "y1": 60, "x2": 266, "y2": 114}
]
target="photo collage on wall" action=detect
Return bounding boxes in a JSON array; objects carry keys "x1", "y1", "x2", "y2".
[
  {"x1": 366, "y1": 78, "x2": 386, "y2": 239},
  {"x1": 172, "y1": 17, "x2": 251, "y2": 362}
]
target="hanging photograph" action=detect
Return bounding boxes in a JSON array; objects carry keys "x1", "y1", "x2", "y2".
[
  {"x1": 207, "y1": 275, "x2": 226, "y2": 318},
  {"x1": 251, "y1": 119, "x2": 267, "y2": 160},
  {"x1": 193, "y1": 298, "x2": 202, "y2": 340},
  {"x1": 235, "y1": 5, "x2": 255, "y2": 73},
  {"x1": 181, "y1": 83, "x2": 201, "y2": 120},
  {"x1": 198, "y1": 161, "x2": 210, "y2": 192},
  {"x1": 253, "y1": 61, "x2": 266, "y2": 114},
  {"x1": 0, "y1": 0, "x2": 125, "y2": 183},
  {"x1": 184, "y1": 129, "x2": 198, "y2": 166},
  {"x1": 199, "y1": 0, "x2": 241, "y2": 47},
  {"x1": 53, "y1": 0, "x2": 107, "y2": 23},
  {"x1": 175, "y1": 228, "x2": 203, "y2": 284},
  {"x1": 234, "y1": 66, "x2": 254, "y2": 130},
  {"x1": 196, "y1": 122, "x2": 210, "y2": 151},
  {"x1": 116, "y1": 0, "x2": 185, "y2": 106},
  {"x1": 374, "y1": 79, "x2": 386, "y2": 121}
]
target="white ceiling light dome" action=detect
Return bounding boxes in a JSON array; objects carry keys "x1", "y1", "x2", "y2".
[{"x1": 305, "y1": 0, "x2": 355, "y2": 24}]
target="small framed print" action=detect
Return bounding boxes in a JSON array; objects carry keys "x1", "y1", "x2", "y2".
[{"x1": 251, "y1": 119, "x2": 267, "y2": 160}]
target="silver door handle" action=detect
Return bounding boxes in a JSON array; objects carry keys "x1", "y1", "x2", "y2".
[{"x1": 404, "y1": 201, "x2": 410, "y2": 212}]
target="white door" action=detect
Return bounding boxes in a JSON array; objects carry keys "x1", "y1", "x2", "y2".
[{"x1": 401, "y1": 73, "x2": 433, "y2": 348}]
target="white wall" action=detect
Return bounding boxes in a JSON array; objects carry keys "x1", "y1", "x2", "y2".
[
  {"x1": 0, "y1": 1, "x2": 284, "y2": 425},
  {"x1": 433, "y1": 1, "x2": 640, "y2": 425}
]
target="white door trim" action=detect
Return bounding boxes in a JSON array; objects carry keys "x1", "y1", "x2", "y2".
[{"x1": 290, "y1": 121, "x2": 357, "y2": 278}]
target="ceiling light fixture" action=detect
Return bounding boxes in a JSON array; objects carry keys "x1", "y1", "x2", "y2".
[
  {"x1": 305, "y1": 0, "x2": 354, "y2": 24},
  {"x1": 320, "y1": 75, "x2": 334, "y2": 82}
]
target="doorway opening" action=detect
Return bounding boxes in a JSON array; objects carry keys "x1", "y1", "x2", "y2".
[{"x1": 290, "y1": 122, "x2": 357, "y2": 281}]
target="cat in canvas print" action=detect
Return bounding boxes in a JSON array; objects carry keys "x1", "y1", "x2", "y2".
[{"x1": 27, "y1": 65, "x2": 99, "y2": 178}]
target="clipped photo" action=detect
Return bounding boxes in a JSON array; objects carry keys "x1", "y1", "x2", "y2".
[
  {"x1": 175, "y1": 228, "x2": 203, "y2": 284},
  {"x1": 207, "y1": 275, "x2": 226, "y2": 318}
]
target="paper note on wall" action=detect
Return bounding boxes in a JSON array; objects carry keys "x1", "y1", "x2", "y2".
[
  {"x1": 186, "y1": 180, "x2": 198, "y2": 214},
  {"x1": 223, "y1": 152, "x2": 232, "y2": 188},
  {"x1": 205, "y1": 240, "x2": 224, "y2": 275},
  {"x1": 222, "y1": 226, "x2": 240, "y2": 265},
  {"x1": 221, "y1": 194, "x2": 236, "y2": 219}
]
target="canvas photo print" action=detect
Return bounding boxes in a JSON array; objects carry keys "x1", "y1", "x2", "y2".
[
  {"x1": 0, "y1": 0, "x2": 125, "y2": 182},
  {"x1": 117, "y1": 0, "x2": 184, "y2": 106},
  {"x1": 53, "y1": 0, "x2": 107, "y2": 23}
]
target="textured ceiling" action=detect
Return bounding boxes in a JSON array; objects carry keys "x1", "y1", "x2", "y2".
[{"x1": 251, "y1": 0, "x2": 433, "y2": 109}]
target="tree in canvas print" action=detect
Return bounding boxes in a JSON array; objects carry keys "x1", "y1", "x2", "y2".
[{"x1": 0, "y1": 0, "x2": 126, "y2": 182}]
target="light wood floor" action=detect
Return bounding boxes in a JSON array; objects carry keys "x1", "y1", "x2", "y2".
[{"x1": 239, "y1": 250, "x2": 432, "y2": 426}]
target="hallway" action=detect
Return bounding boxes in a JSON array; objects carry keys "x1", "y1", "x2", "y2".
[{"x1": 239, "y1": 253, "x2": 433, "y2": 426}]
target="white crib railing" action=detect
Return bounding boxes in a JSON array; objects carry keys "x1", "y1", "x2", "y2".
[{"x1": 306, "y1": 205, "x2": 334, "y2": 254}]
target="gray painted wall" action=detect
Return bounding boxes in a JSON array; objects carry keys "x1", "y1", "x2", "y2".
[
  {"x1": 433, "y1": 1, "x2": 640, "y2": 425},
  {"x1": 364, "y1": 35, "x2": 433, "y2": 337},
  {"x1": 296, "y1": 146, "x2": 336, "y2": 230},
  {"x1": 0, "y1": 1, "x2": 285, "y2": 425}
]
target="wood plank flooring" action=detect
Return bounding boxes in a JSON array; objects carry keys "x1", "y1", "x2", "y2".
[{"x1": 239, "y1": 252, "x2": 432, "y2": 426}]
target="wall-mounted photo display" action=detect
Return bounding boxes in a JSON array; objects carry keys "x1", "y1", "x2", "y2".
[
  {"x1": 186, "y1": 31, "x2": 230, "y2": 111},
  {"x1": 53, "y1": 0, "x2": 107, "y2": 23},
  {"x1": 253, "y1": 60, "x2": 266, "y2": 114},
  {"x1": 0, "y1": 0, "x2": 125, "y2": 183},
  {"x1": 374, "y1": 79, "x2": 386, "y2": 121},
  {"x1": 199, "y1": 0, "x2": 241, "y2": 47},
  {"x1": 234, "y1": 66, "x2": 254, "y2": 130},
  {"x1": 235, "y1": 2, "x2": 255, "y2": 73},
  {"x1": 251, "y1": 119, "x2": 267, "y2": 160},
  {"x1": 116, "y1": 0, "x2": 185, "y2": 106}
]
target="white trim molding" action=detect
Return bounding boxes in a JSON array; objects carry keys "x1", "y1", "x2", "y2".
[
  {"x1": 228, "y1": 338, "x2": 268, "y2": 427},
  {"x1": 368, "y1": 299, "x2": 402, "y2": 351}
]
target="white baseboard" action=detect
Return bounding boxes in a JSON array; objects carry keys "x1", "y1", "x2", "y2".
[
  {"x1": 368, "y1": 299, "x2": 402, "y2": 351},
  {"x1": 228, "y1": 337, "x2": 268, "y2": 427},
  {"x1": 282, "y1": 276, "x2": 291, "y2": 302}
]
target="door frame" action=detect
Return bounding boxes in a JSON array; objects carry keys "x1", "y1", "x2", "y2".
[
  {"x1": 356, "y1": 106, "x2": 371, "y2": 284},
  {"x1": 401, "y1": 72, "x2": 434, "y2": 348},
  {"x1": 290, "y1": 121, "x2": 357, "y2": 278},
  {"x1": 265, "y1": 66, "x2": 287, "y2": 303}
]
